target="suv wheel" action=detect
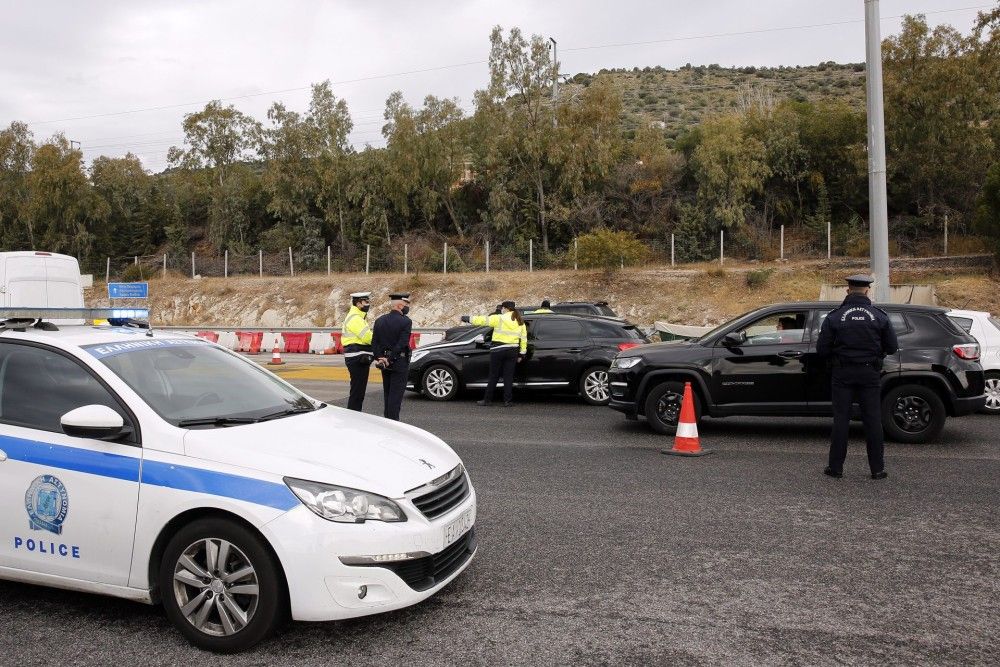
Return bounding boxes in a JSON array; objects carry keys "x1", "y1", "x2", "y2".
[
  {"x1": 982, "y1": 372, "x2": 1000, "y2": 415},
  {"x1": 160, "y1": 518, "x2": 286, "y2": 653},
  {"x1": 579, "y1": 366, "x2": 611, "y2": 405},
  {"x1": 422, "y1": 364, "x2": 459, "y2": 401},
  {"x1": 882, "y1": 384, "x2": 946, "y2": 443},
  {"x1": 644, "y1": 381, "x2": 700, "y2": 435}
]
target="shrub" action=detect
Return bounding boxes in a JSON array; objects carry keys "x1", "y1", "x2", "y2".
[
  {"x1": 576, "y1": 229, "x2": 650, "y2": 271},
  {"x1": 120, "y1": 264, "x2": 145, "y2": 282},
  {"x1": 745, "y1": 268, "x2": 775, "y2": 289}
]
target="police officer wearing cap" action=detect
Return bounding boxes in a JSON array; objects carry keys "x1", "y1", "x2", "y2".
[
  {"x1": 342, "y1": 291, "x2": 373, "y2": 411},
  {"x1": 817, "y1": 275, "x2": 899, "y2": 480},
  {"x1": 371, "y1": 293, "x2": 413, "y2": 421},
  {"x1": 460, "y1": 300, "x2": 528, "y2": 406}
]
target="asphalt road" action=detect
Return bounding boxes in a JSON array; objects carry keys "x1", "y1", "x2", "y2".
[{"x1": 2, "y1": 380, "x2": 998, "y2": 666}]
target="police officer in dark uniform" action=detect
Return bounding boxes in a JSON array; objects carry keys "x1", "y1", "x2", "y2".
[
  {"x1": 816, "y1": 275, "x2": 899, "y2": 480},
  {"x1": 371, "y1": 293, "x2": 413, "y2": 421}
]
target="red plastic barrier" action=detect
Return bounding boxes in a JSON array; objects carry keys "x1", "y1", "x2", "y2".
[
  {"x1": 409, "y1": 332, "x2": 421, "y2": 350},
  {"x1": 236, "y1": 331, "x2": 263, "y2": 354},
  {"x1": 281, "y1": 332, "x2": 312, "y2": 354},
  {"x1": 195, "y1": 331, "x2": 219, "y2": 343},
  {"x1": 330, "y1": 332, "x2": 344, "y2": 354}
]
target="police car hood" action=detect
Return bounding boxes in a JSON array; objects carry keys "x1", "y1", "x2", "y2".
[{"x1": 182, "y1": 407, "x2": 461, "y2": 499}]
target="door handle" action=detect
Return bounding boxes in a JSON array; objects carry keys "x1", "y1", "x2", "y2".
[
  {"x1": 0, "y1": 449, "x2": 7, "y2": 462},
  {"x1": 567, "y1": 348, "x2": 583, "y2": 353},
  {"x1": 778, "y1": 351, "x2": 804, "y2": 359}
]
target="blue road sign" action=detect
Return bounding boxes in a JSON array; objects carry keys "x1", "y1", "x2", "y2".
[{"x1": 108, "y1": 282, "x2": 149, "y2": 299}]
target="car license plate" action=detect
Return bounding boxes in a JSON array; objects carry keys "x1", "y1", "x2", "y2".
[{"x1": 442, "y1": 508, "x2": 473, "y2": 547}]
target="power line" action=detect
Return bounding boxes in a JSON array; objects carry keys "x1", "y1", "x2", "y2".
[{"x1": 21, "y1": 3, "x2": 986, "y2": 128}]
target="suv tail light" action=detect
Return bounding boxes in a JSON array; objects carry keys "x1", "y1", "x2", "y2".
[
  {"x1": 618, "y1": 342, "x2": 641, "y2": 352},
  {"x1": 953, "y1": 343, "x2": 980, "y2": 360}
]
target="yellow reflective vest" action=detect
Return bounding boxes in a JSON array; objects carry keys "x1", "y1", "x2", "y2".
[
  {"x1": 470, "y1": 312, "x2": 527, "y2": 354},
  {"x1": 342, "y1": 305, "x2": 373, "y2": 350}
]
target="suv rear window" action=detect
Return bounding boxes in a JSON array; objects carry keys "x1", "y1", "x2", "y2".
[
  {"x1": 585, "y1": 320, "x2": 642, "y2": 339},
  {"x1": 532, "y1": 319, "x2": 585, "y2": 340},
  {"x1": 948, "y1": 316, "x2": 974, "y2": 333}
]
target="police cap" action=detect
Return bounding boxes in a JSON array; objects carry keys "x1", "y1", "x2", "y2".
[
  {"x1": 501, "y1": 300, "x2": 516, "y2": 310},
  {"x1": 389, "y1": 292, "x2": 411, "y2": 302},
  {"x1": 845, "y1": 274, "x2": 874, "y2": 287},
  {"x1": 350, "y1": 291, "x2": 371, "y2": 300}
]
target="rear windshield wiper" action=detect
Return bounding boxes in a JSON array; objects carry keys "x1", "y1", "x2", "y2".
[
  {"x1": 256, "y1": 405, "x2": 317, "y2": 422},
  {"x1": 176, "y1": 416, "x2": 259, "y2": 428}
]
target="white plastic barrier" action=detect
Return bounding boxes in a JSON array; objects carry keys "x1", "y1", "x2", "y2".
[
  {"x1": 309, "y1": 332, "x2": 334, "y2": 354},
  {"x1": 260, "y1": 331, "x2": 282, "y2": 353},
  {"x1": 217, "y1": 331, "x2": 239, "y2": 350}
]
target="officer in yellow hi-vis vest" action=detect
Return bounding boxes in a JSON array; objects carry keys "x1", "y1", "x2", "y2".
[
  {"x1": 460, "y1": 300, "x2": 528, "y2": 407},
  {"x1": 342, "y1": 291, "x2": 374, "y2": 411}
]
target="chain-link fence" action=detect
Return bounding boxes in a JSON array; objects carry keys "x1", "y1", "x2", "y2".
[{"x1": 95, "y1": 227, "x2": 984, "y2": 283}]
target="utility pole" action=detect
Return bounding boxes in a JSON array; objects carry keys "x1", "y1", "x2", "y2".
[
  {"x1": 550, "y1": 37, "x2": 558, "y2": 129},
  {"x1": 865, "y1": 0, "x2": 891, "y2": 303}
]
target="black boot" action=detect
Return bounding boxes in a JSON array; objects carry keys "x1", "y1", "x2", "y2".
[{"x1": 823, "y1": 466, "x2": 843, "y2": 479}]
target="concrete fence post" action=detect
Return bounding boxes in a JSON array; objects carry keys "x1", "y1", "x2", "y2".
[
  {"x1": 671, "y1": 233, "x2": 675, "y2": 267},
  {"x1": 106, "y1": 257, "x2": 110, "y2": 283},
  {"x1": 780, "y1": 225, "x2": 784, "y2": 261},
  {"x1": 327, "y1": 245, "x2": 331, "y2": 276},
  {"x1": 574, "y1": 237, "x2": 578, "y2": 271},
  {"x1": 529, "y1": 239, "x2": 533, "y2": 272},
  {"x1": 191, "y1": 252, "x2": 195, "y2": 279},
  {"x1": 485, "y1": 240, "x2": 490, "y2": 273},
  {"x1": 288, "y1": 247, "x2": 294, "y2": 277},
  {"x1": 365, "y1": 244, "x2": 370, "y2": 275},
  {"x1": 133, "y1": 255, "x2": 137, "y2": 266},
  {"x1": 944, "y1": 213, "x2": 949, "y2": 256},
  {"x1": 720, "y1": 230, "x2": 724, "y2": 266},
  {"x1": 162, "y1": 253, "x2": 166, "y2": 279},
  {"x1": 404, "y1": 243, "x2": 408, "y2": 275},
  {"x1": 224, "y1": 249, "x2": 228, "y2": 278},
  {"x1": 259, "y1": 249, "x2": 263, "y2": 277},
  {"x1": 443, "y1": 242, "x2": 448, "y2": 275},
  {"x1": 827, "y1": 220, "x2": 831, "y2": 260}
]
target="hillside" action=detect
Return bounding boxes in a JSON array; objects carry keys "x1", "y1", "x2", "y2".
[
  {"x1": 565, "y1": 62, "x2": 866, "y2": 139},
  {"x1": 87, "y1": 257, "x2": 999, "y2": 329}
]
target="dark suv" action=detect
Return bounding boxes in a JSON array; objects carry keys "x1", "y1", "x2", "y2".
[
  {"x1": 608, "y1": 302, "x2": 986, "y2": 443},
  {"x1": 408, "y1": 314, "x2": 648, "y2": 405}
]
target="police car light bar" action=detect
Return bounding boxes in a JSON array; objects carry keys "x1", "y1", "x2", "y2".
[{"x1": 0, "y1": 307, "x2": 150, "y2": 321}]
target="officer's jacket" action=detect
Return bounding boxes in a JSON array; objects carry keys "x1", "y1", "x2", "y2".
[
  {"x1": 341, "y1": 305, "x2": 373, "y2": 352},
  {"x1": 371, "y1": 310, "x2": 413, "y2": 365},
  {"x1": 817, "y1": 294, "x2": 899, "y2": 364},
  {"x1": 470, "y1": 312, "x2": 528, "y2": 354}
]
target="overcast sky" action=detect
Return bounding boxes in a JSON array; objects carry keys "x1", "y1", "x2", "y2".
[{"x1": 0, "y1": 0, "x2": 989, "y2": 172}]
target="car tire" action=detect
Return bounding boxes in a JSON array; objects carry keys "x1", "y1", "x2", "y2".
[
  {"x1": 981, "y1": 372, "x2": 1000, "y2": 415},
  {"x1": 422, "y1": 364, "x2": 459, "y2": 401},
  {"x1": 579, "y1": 366, "x2": 611, "y2": 406},
  {"x1": 160, "y1": 517, "x2": 286, "y2": 653},
  {"x1": 881, "y1": 384, "x2": 946, "y2": 443},
  {"x1": 644, "y1": 381, "x2": 700, "y2": 435}
]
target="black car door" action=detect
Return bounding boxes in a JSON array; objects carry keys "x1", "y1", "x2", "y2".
[
  {"x1": 524, "y1": 318, "x2": 587, "y2": 386},
  {"x1": 453, "y1": 328, "x2": 495, "y2": 388},
  {"x1": 711, "y1": 309, "x2": 812, "y2": 411}
]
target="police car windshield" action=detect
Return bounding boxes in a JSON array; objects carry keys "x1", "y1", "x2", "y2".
[{"x1": 91, "y1": 340, "x2": 314, "y2": 427}]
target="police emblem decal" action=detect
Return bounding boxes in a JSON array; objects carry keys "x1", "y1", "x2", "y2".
[{"x1": 25, "y1": 475, "x2": 69, "y2": 535}]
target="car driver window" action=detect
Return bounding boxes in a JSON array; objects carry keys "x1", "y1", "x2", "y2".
[
  {"x1": 0, "y1": 344, "x2": 127, "y2": 434},
  {"x1": 738, "y1": 312, "x2": 807, "y2": 345}
]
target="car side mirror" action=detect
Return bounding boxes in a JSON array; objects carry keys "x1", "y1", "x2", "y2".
[
  {"x1": 473, "y1": 334, "x2": 486, "y2": 346},
  {"x1": 722, "y1": 331, "x2": 745, "y2": 347},
  {"x1": 61, "y1": 405, "x2": 125, "y2": 441}
]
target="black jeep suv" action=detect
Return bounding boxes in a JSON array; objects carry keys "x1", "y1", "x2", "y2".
[
  {"x1": 409, "y1": 313, "x2": 648, "y2": 404},
  {"x1": 608, "y1": 302, "x2": 986, "y2": 443}
]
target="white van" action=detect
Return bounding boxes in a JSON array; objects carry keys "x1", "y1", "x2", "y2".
[{"x1": 0, "y1": 251, "x2": 85, "y2": 309}]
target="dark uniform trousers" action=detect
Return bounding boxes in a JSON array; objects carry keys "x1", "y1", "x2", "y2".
[
  {"x1": 381, "y1": 361, "x2": 409, "y2": 421},
  {"x1": 344, "y1": 352, "x2": 372, "y2": 411},
  {"x1": 484, "y1": 346, "x2": 518, "y2": 404},
  {"x1": 829, "y1": 364, "x2": 885, "y2": 474}
]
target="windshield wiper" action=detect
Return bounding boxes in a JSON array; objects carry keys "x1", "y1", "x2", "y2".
[
  {"x1": 176, "y1": 416, "x2": 259, "y2": 428},
  {"x1": 256, "y1": 405, "x2": 317, "y2": 422}
]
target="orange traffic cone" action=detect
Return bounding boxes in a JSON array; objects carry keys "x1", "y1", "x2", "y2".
[
  {"x1": 268, "y1": 345, "x2": 284, "y2": 365},
  {"x1": 662, "y1": 382, "x2": 713, "y2": 456}
]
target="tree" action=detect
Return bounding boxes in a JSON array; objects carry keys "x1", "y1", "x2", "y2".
[
  {"x1": 310, "y1": 82, "x2": 354, "y2": 249},
  {"x1": 0, "y1": 122, "x2": 34, "y2": 248},
  {"x1": 90, "y1": 154, "x2": 154, "y2": 258}
]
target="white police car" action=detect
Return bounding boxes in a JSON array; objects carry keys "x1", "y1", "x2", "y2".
[{"x1": 0, "y1": 307, "x2": 476, "y2": 652}]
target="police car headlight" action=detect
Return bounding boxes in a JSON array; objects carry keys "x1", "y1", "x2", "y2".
[
  {"x1": 611, "y1": 357, "x2": 641, "y2": 369},
  {"x1": 284, "y1": 478, "x2": 406, "y2": 523},
  {"x1": 410, "y1": 350, "x2": 428, "y2": 363}
]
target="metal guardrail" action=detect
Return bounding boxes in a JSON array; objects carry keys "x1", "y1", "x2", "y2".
[{"x1": 154, "y1": 326, "x2": 451, "y2": 334}]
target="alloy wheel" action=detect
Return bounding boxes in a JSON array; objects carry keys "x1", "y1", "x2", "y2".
[
  {"x1": 655, "y1": 389, "x2": 683, "y2": 426},
  {"x1": 985, "y1": 378, "x2": 1000, "y2": 411},
  {"x1": 425, "y1": 368, "x2": 455, "y2": 398},
  {"x1": 892, "y1": 395, "x2": 932, "y2": 433},
  {"x1": 584, "y1": 370, "x2": 610, "y2": 403},
  {"x1": 172, "y1": 538, "x2": 260, "y2": 637}
]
